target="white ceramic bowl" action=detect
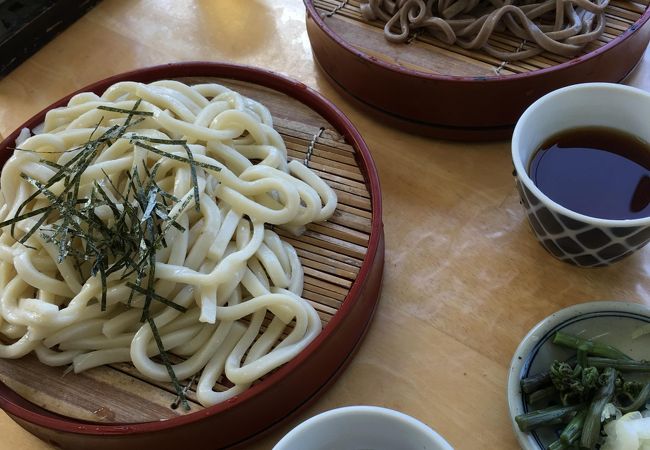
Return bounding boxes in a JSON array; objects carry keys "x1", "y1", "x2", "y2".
[
  {"x1": 273, "y1": 405, "x2": 454, "y2": 450},
  {"x1": 507, "y1": 301, "x2": 650, "y2": 450}
]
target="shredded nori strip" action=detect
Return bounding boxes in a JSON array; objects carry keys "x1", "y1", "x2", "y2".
[{"x1": 147, "y1": 317, "x2": 189, "y2": 410}]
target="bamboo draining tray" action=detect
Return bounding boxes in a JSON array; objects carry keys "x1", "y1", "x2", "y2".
[
  {"x1": 0, "y1": 63, "x2": 384, "y2": 450},
  {"x1": 305, "y1": 0, "x2": 650, "y2": 139}
]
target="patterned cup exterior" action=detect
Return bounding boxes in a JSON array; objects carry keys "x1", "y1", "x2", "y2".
[{"x1": 515, "y1": 175, "x2": 650, "y2": 267}]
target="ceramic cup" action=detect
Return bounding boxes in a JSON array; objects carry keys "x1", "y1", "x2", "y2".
[
  {"x1": 512, "y1": 83, "x2": 650, "y2": 267},
  {"x1": 272, "y1": 405, "x2": 454, "y2": 450}
]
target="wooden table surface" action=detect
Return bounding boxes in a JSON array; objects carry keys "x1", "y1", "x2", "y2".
[{"x1": 1, "y1": 1, "x2": 649, "y2": 449}]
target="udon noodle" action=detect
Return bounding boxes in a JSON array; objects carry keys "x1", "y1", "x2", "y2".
[
  {"x1": 360, "y1": 0, "x2": 608, "y2": 61},
  {"x1": 0, "y1": 80, "x2": 337, "y2": 408}
]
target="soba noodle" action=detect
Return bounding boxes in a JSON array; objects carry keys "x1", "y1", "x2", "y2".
[
  {"x1": 360, "y1": 0, "x2": 608, "y2": 61},
  {"x1": 0, "y1": 80, "x2": 337, "y2": 408}
]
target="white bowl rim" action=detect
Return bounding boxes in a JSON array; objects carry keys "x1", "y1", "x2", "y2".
[
  {"x1": 511, "y1": 82, "x2": 650, "y2": 228},
  {"x1": 273, "y1": 405, "x2": 454, "y2": 450},
  {"x1": 507, "y1": 300, "x2": 650, "y2": 450}
]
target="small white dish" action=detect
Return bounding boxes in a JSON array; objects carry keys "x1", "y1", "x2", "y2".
[
  {"x1": 507, "y1": 301, "x2": 650, "y2": 449},
  {"x1": 273, "y1": 405, "x2": 454, "y2": 450}
]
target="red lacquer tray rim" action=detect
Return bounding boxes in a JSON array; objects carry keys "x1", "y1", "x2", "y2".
[
  {"x1": 304, "y1": 0, "x2": 650, "y2": 83},
  {"x1": 0, "y1": 61, "x2": 384, "y2": 437}
]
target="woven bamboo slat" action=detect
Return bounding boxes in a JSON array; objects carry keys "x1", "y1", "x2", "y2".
[
  {"x1": 0, "y1": 76, "x2": 372, "y2": 424},
  {"x1": 313, "y1": 0, "x2": 647, "y2": 76}
]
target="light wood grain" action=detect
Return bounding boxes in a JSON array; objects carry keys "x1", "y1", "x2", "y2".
[{"x1": 0, "y1": 0, "x2": 649, "y2": 449}]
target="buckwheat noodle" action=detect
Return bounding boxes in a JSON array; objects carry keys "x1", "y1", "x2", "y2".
[
  {"x1": 0, "y1": 80, "x2": 337, "y2": 408},
  {"x1": 360, "y1": 0, "x2": 608, "y2": 61}
]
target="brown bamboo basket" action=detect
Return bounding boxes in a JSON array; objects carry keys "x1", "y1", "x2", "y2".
[
  {"x1": 0, "y1": 62, "x2": 384, "y2": 450},
  {"x1": 306, "y1": 0, "x2": 650, "y2": 140}
]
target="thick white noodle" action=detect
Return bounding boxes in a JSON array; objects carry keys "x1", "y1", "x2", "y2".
[{"x1": 0, "y1": 80, "x2": 338, "y2": 408}]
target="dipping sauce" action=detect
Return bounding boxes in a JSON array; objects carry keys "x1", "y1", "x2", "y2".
[{"x1": 528, "y1": 127, "x2": 650, "y2": 220}]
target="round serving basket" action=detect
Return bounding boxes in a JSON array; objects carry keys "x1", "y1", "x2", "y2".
[
  {"x1": 305, "y1": 0, "x2": 650, "y2": 140},
  {"x1": 0, "y1": 62, "x2": 384, "y2": 450}
]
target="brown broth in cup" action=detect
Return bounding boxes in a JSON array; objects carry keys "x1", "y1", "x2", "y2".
[{"x1": 528, "y1": 127, "x2": 650, "y2": 220}]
